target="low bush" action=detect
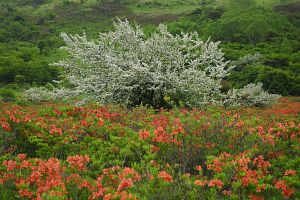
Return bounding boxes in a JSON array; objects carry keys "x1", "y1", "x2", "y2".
[{"x1": 0, "y1": 88, "x2": 16, "y2": 102}]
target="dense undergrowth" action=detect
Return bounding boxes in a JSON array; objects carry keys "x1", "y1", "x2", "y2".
[{"x1": 0, "y1": 97, "x2": 299, "y2": 199}]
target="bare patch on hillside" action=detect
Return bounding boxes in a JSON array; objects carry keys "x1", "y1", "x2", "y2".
[
  {"x1": 274, "y1": 2, "x2": 300, "y2": 13},
  {"x1": 54, "y1": 1, "x2": 129, "y2": 22}
]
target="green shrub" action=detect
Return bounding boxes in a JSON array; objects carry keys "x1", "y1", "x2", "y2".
[
  {"x1": 264, "y1": 53, "x2": 289, "y2": 68},
  {"x1": 203, "y1": 6, "x2": 294, "y2": 43},
  {"x1": 229, "y1": 65, "x2": 299, "y2": 96},
  {"x1": 0, "y1": 88, "x2": 16, "y2": 102}
]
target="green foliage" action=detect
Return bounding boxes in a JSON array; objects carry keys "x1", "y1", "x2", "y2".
[
  {"x1": 0, "y1": 0, "x2": 299, "y2": 98},
  {"x1": 264, "y1": 53, "x2": 289, "y2": 68},
  {"x1": 203, "y1": 6, "x2": 294, "y2": 43},
  {"x1": 0, "y1": 89, "x2": 16, "y2": 102},
  {"x1": 229, "y1": 65, "x2": 300, "y2": 96}
]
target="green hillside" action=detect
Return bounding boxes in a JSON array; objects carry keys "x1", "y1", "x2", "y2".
[{"x1": 0, "y1": 0, "x2": 299, "y2": 102}]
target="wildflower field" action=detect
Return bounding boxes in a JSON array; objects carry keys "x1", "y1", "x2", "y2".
[{"x1": 0, "y1": 97, "x2": 299, "y2": 200}]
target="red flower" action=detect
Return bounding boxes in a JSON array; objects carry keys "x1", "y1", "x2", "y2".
[
  {"x1": 222, "y1": 190, "x2": 233, "y2": 196},
  {"x1": 80, "y1": 180, "x2": 93, "y2": 190},
  {"x1": 153, "y1": 127, "x2": 170, "y2": 143},
  {"x1": 28, "y1": 171, "x2": 42, "y2": 184},
  {"x1": 80, "y1": 119, "x2": 89, "y2": 127},
  {"x1": 18, "y1": 189, "x2": 33, "y2": 198},
  {"x1": 18, "y1": 154, "x2": 26, "y2": 160},
  {"x1": 158, "y1": 171, "x2": 173, "y2": 182},
  {"x1": 117, "y1": 178, "x2": 133, "y2": 191},
  {"x1": 139, "y1": 130, "x2": 150, "y2": 140},
  {"x1": 253, "y1": 155, "x2": 271, "y2": 172},
  {"x1": 195, "y1": 165, "x2": 202, "y2": 171},
  {"x1": 49, "y1": 124, "x2": 63, "y2": 135},
  {"x1": 10, "y1": 115, "x2": 20, "y2": 123},
  {"x1": 67, "y1": 155, "x2": 90, "y2": 170},
  {"x1": 20, "y1": 160, "x2": 31, "y2": 169},
  {"x1": 91, "y1": 189, "x2": 105, "y2": 199},
  {"x1": 282, "y1": 188, "x2": 294, "y2": 198},
  {"x1": 1, "y1": 121, "x2": 11, "y2": 131},
  {"x1": 122, "y1": 167, "x2": 141, "y2": 181},
  {"x1": 194, "y1": 180, "x2": 206, "y2": 186},
  {"x1": 241, "y1": 170, "x2": 259, "y2": 187},
  {"x1": 2, "y1": 160, "x2": 17, "y2": 171},
  {"x1": 275, "y1": 180, "x2": 287, "y2": 190},
  {"x1": 98, "y1": 118, "x2": 104, "y2": 127},
  {"x1": 207, "y1": 158, "x2": 223, "y2": 173},
  {"x1": 275, "y1": 180, "x2": 294, "y2": 198},
  {"x1": 104, "y1": 193, "x2": 113, "y2": 200},
  {"x1": 284, "y1": 170, "x2": 296, "y2": 176},
  {"x1": 208, "y1": 179, "x2": 223, "y2": 189}
]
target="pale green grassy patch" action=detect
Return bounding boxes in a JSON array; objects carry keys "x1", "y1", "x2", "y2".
[{"x1": 128, "y1": 0, "x2": 199, "y2": 15}]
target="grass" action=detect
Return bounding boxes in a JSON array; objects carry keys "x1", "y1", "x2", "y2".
[
  {"x1": 128, "y1": 0, "x2": 199, "y2": 15},
  {"x1": 7, "y1": 0, "x2": 300, "y2": 32}
]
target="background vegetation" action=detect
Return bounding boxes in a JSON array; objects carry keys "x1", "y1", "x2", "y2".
[{"x1": 0, "y1": 0, "x2": 299, "y2": 101}]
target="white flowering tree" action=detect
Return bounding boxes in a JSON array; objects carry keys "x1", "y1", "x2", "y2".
[
  {"x1": 26, "y1": 19, "x2": 279, "y2": 108},
  {"x1": 224, "y1": 83, "x2": 280, "y2": 107}
]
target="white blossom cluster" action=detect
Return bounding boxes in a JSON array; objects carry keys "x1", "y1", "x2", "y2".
[
  {"x1": 231, "y1": 53, "x2": 263, "y2": 69},
  {"x1": 26, "y1": 19, "x2": 279, "y2": 108},
  {"x1": 225, "y1": 83, "x2": 280, "y2": 107},
  {"x1": 25, "y1": 87, "x2": 51, "y2": 103}
]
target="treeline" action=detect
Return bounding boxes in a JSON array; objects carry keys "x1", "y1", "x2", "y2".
[{"x1": 162, "y1": 4, "x2": 300, "y2": 95}]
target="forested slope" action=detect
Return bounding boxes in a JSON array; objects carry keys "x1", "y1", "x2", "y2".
[{"x1": 0, "y1": 0, "x2": 299, "y2": 101}]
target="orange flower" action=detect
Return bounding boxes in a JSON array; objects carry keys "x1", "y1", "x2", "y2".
[
  {"x1": 153, "y1": 127, "x2": 170, "y2": 143},
  {"x1": 49, "y1": 124, "x2": 63, "y2": 135},
  {"x1": 1, "y1": 121, "x2": 11, "y2": 131},
  {"x1": 253, "y1": 155, "x2": 271, "y2": 172},
  {"x1": 158, "y1": 171, "x2": 173, "y2": 182},
  {"x1": 121, "y1": 167, "x2": 141, "y2": 182},
  {"x1": 275, "y1": 180, "x2": 287, "y2": 190},
  {"x1": 282, "y1": 188, "x2": 294, "y2": 198},
  {"x1": 20, "y1": 160, "x2": 31, "y2": 169},
  {"x1": 207, "y1": 158, "x2": 223, "y2": 173},
  {"x1": 241, "y1": 170, "x2": 259, "y2": 187},
  {"x1": 104, "y1": 193, "x2": 113, "y2": 200},
  {"x1": 195, "y1": 165, "x2": 202, "y2": 171},
  {"x1": 91, "y1": 189, "x2": 104, "y2": 199},
  {"x1": 67, "y1": 155, "x2": 90, "y2": 170},
  {"x1": 18, "y1": 189, "x2": 33, "y2": 198},
  {"x1": 117, "y1": 178, "x2": 133, "y2": 191},
  {"x1": 275, "y1": 180, "x2": 294, "y2": 198},
  {"x1": 139, "y1": 130, "x2": 150, "y2": 140},
  {"x1": 284, "y1": 170, "x2": 296, "y2": 176},
  {"x1": 18, "y1": 154, "x2": 26, "y2": 160},
  {"x1": 222, "y1": 190, "x2": 233, "y2": 196},
  {"x1": 194, "y1": 180, "x2": 206, "y2": 186},
  {"x1": 2, "y1": 160, "x2": 17, "y2": 171},
  {"x1": 28, "y1": 171, "x2": 42, "y2": 184},
  {"x1": 98, "y1": 118, "x2": 104, "y2": 127},
  {"x1": 208, "y1": 179, "x2": 223, "y2": 189}
]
